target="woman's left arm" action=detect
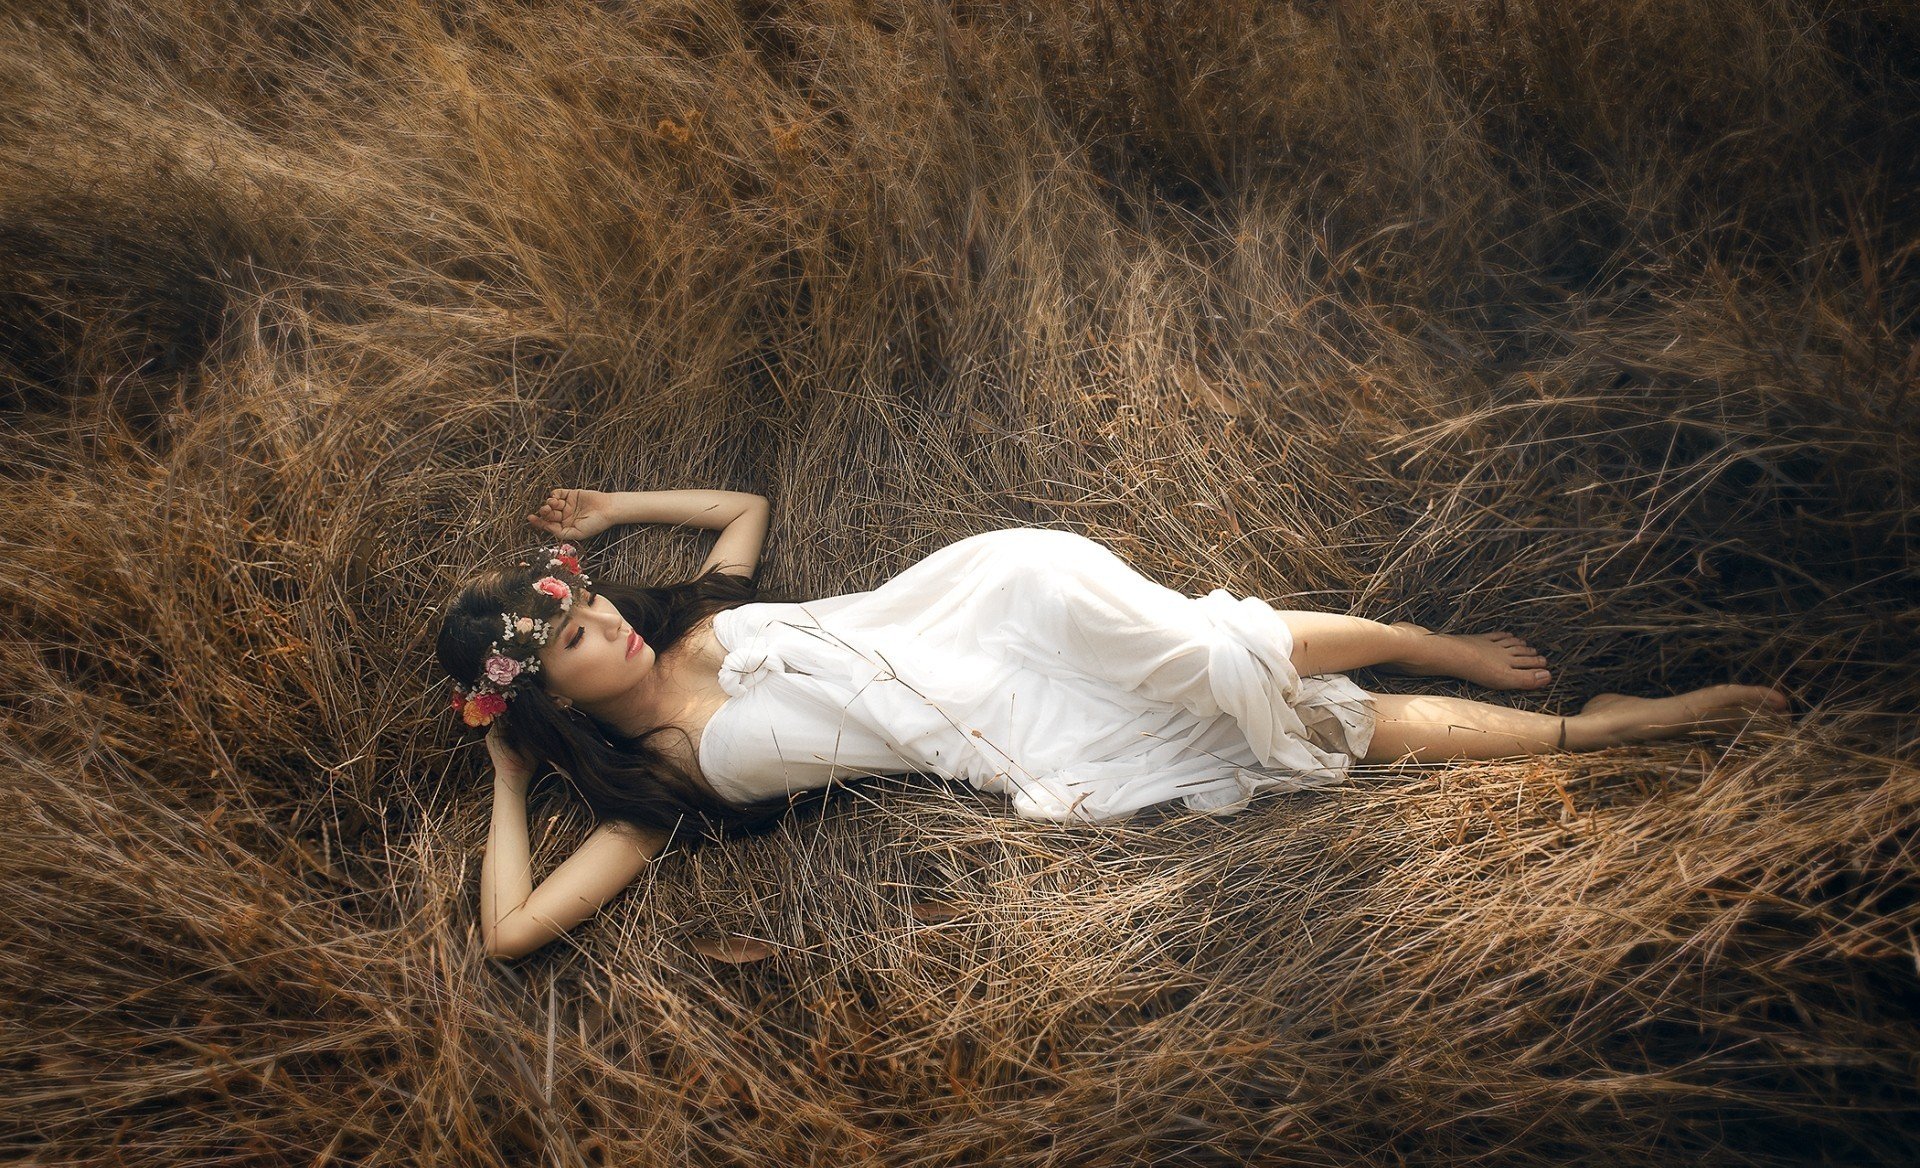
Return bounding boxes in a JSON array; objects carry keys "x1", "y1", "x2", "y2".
[
  {"x1": 529, "y1": 488, "x2": 768, "y2": 576},
  {"x1": 695, "y1": 497, "x2": 769, "y2": 579},
  {"x1": 532, "y1": 488, "x2": 764, "y2": 537},
  {"x1": 602, "y1": 489, "x2": 764, "y2": 531}
]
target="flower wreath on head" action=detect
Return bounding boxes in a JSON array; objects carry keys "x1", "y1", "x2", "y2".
[{"x1": 449, "y1": 543, "x2": 591, "y2": 728}]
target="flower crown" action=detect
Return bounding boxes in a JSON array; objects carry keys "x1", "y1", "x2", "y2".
[{"x1": 449, "y1": 544, "x2": 592, "y2": 728}]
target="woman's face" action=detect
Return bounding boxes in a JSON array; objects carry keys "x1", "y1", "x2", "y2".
[{"x1": 533, "y1": 588, "x2": 657, "y2": 706}]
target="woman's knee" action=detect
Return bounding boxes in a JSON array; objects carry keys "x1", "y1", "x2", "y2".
[{"x1": 1277, "y1": 611, "x2": 1399, "y2": 677}]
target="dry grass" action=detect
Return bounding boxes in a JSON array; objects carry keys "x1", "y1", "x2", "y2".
[{"x1": 2, "y1": 1, "x2": 1917, "y2": 1163}]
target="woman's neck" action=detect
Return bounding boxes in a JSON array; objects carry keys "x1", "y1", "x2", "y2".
[{"x1": 582, "y1": 653, "x2": 684, "y2": 738}]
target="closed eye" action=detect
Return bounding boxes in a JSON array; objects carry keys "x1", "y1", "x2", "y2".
[{"x1": 564, "y1": 593, "x2": 595, "y2": 649}]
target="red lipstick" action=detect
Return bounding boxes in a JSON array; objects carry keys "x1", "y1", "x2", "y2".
[{"x1": 626, "y1": 631, "x2": 643, "y2": 659}]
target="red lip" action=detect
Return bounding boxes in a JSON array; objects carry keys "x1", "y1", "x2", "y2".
[{"x1": 626, "y1": 631, "x2": 643, "y2": 659}]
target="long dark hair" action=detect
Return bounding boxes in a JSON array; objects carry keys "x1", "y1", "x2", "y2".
[{"x1": 435, "y1": 561, "x2": 802, "y2": 844}]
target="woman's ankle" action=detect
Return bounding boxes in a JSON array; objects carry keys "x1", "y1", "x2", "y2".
[
  {"x1": 1562, "y1": 711, "x2": 1623, "y2": 751},
  {"x1": 1382, "y1": 621, "x2": 1440, "y2": 672}
]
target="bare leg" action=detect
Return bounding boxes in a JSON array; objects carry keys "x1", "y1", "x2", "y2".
[
  {"x1": 1361, "y1": 685, "x2": 1791, "y2": 764},
  {"x1": 1278, "y1": 611, "x2": 1552, "y2": 690}
]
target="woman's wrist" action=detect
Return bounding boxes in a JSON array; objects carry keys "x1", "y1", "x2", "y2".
[{"x1": 494, "y1": 768, "x2": 532, "y2": 797}]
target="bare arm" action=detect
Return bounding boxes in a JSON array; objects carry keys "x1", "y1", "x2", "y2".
[
  {"x1": 530, "y1": 488, "x2": 770, "y2": 578},
  {"x1": 695, "y1": 497, "x2": 769, "y2": 579},
  {"x1": 601, "y1": 489, "x2": 765, "y2": 532},
  {"x1": 481, "y1": 730, "x2": 670, "y2": 960}
]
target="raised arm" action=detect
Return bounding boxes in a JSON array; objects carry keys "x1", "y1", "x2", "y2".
[
  {"x1": 600, "y1": 488, "x2": 765, "y2": 531},
  {"x1": 529, "y1": 488, "x2": 769, "y2": 578},
  {"x1": 481, "y1": 728, "x2": 670, "y2": 960}
]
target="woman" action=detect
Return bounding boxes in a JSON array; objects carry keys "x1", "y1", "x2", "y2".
[{"x1": 436, "y1": 487, "x2": 1791, "y2": 959}]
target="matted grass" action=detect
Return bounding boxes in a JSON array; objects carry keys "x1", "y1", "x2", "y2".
[{"x1": 2, "y1": 1, "x2": 1916, "y2": 1163}]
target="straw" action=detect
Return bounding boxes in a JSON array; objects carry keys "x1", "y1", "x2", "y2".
[{"x1": 2, "y1": 1, "x2": 1916, "y2": 1163}]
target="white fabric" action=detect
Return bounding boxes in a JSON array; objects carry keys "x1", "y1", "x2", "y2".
[{"x1": 696, "y1": 527, "x2": 1376, "y2": 822}]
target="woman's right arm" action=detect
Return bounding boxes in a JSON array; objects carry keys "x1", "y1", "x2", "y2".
[{"x1": 481, "y1": 733, "x2": 670, "y2": 960}]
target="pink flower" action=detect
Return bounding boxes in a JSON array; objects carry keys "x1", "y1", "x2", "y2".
[
  {"x1": 514, "y1": 617, "x2": 535, "y2": 636},
  {"x1": 484, "y1": 654, "x2": 523, "y2": 685},
  {"x1": 534, "y1": 576, "x2": 571, "y2": 603},
  {"x1": 551, "y1": 553, "x2": 581, "y2": 574},
  {"x1": 463, "y1": 691, "x2": 508, "y2": 727}
]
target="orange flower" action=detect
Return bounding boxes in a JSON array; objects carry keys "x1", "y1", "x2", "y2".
[{"x1": 462, "y1": 692, "x2": 508, "y2": 727}]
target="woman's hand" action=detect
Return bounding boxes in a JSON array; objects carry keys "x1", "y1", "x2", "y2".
[
  {"x1": 528, "y1": 488, "x2": 615, "y2": 541},
  {"x1": 485, "y1": 725, "x2": 535, "y2": 797}
]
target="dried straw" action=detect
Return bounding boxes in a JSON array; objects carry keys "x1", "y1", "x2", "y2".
[{"x1": 2, "y1": 1, "x2": 1916, "y2": 1164}]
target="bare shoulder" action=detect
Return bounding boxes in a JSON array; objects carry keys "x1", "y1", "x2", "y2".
[{"x1": 646, "y1": 612, "x2": 733, "y2": 799}]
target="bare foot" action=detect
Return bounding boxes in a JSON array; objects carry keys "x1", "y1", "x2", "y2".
[
  {"x1": 1578, "y1": 692, "x2": 1635, "y2": 716},
  {"x1": 1581, "y1": 685, "x2": 1791, "y2": 745},
  {"x1": 1376, "y1": 622, "x2": 1553, "y2": 691}
]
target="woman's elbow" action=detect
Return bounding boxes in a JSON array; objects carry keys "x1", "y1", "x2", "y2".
[{"x1": 483, "y1": 919, "x2": 553, "y2": 961}]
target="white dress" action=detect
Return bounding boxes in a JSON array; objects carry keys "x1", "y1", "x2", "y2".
[{"x1": 696, "y1": 527, "x2": 1377, "y2": 822}]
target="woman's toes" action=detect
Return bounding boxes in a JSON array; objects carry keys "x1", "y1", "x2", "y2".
[
  {"x1": 1690, "y1": 686, "x2": 1794, "y2": 731},
  {"x1": 1499, "y1": 637, "x2": 1545, "y2": 666}
]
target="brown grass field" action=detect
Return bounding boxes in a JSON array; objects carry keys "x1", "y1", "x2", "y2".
[{"x1": 3, "y1": 1, "x2": 1918, "y2": 1163}]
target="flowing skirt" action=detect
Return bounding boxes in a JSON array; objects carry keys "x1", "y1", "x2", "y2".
[{"x1": 697, "y1": 527, "x2": 1376, "y2": 822}]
